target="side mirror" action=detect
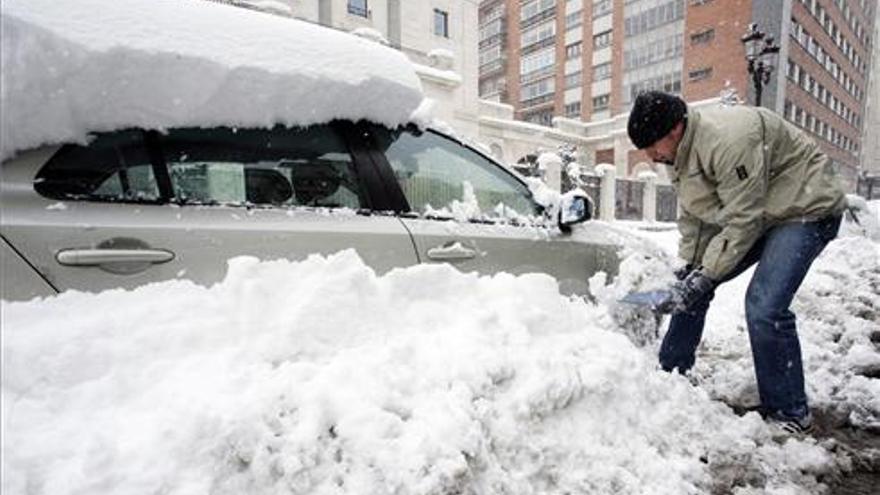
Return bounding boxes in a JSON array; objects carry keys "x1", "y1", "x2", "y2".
[{"x1": 559, "y1": 192, "x2": 593, "y2": 231}]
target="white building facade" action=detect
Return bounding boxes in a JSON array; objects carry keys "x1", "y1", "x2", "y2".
[
  {"x1": 230, "y1": 0, "x2": 664, "y2": 183},
  {"x1": 247, "y1": 0, "x2": 483, "y2": 137},
  {"x1": 861, "y1": 11, "x2": 880, "y2": 176}
]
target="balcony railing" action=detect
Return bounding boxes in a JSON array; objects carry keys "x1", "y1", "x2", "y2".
[
  {"x1": 520, "y1": 36, "x2": 555, "y2": 55},
  {"x1": 520, "y1": 93, "x2": 555, "y2": 109},
  {"x1": 520, "y1": 65, "x2": 555, "y2": 84},
  {"x1": 520, "y1": 6, "x2": 555, "y2": 30},
  {"x1": 479, "y1": 59, "x2": 506, "y2": 77}
]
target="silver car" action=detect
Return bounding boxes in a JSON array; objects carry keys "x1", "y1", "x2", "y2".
[{"x1": 1, "y1": 121, "x2": 619, "y2": 301}]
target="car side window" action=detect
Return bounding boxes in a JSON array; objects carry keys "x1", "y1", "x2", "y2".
[
  {"x1": 35, "y1": 126, "x2": 365, "y2": 208},
  {"x1": 376, "y1": 128, "x2": 539, "y2": 218},
  {"x1": 160, "y1": 126, "x2": 364, "y2": 208},
  {"x1": 35, "y1": 130, "x2": 160, "y2": 202}
]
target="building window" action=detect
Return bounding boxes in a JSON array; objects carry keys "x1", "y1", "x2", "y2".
[
  {"x1": 593, "y1": 0, "x2": 612, "y2": 18},
  {"x1": 434, "y1": 9, "x2": 449, "y2": 38},
  {"x1": 564, "y1": 102, "x2": 582, "y2": 118},
  {"x1": 592, "y1": 93, "x2": 610, "y2": 110},
  {"x1": 624, "y1": 0, "x2": 685, "y2": 38},
  {"x1": 565, "y1": 71, "x2": 582, "y2": 88},
  {"x1": 566, "y1": 41, "x2": 582, "y2": 59},
  {"x1": 521, "y1": 19, "x2": 556, "y2": 50},
  {"x1": 521, "y1": 77, "x2": 556, "y2": 104},
  {"x1": 593, "y1": 30, "x2": 612, "y2": 49},
  {"x1": 521, "y1": 0, "x2": 556, "y2": 24},
  {"x1": 623, "y1": 33, "x2": 682, "y2": 71},
  {"x1": 347, "y1": 0, "x2": 369, "y2": 18},
  {"x1": 625, "y1": 71, "x2": 682, "y2": 104},
  {"x1": 688, "y1": 66, "x2": 713, "y2": 81},
  {"x1": 593, "y1": 62, "x2": 612, "y2": 81},
  {"x1": 690, "y1": 28, "x2": 715, "y2": 44},
  {"x1": 520, "y1": 46, "x2": 556, "y2": 81},
  {"x1": 565, "y1": 11, "x2": 582, "y2": 30}
]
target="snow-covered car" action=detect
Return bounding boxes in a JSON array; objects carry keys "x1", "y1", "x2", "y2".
[{"x1": 0, "y1": 0, "x2": 620, "y2": 301}]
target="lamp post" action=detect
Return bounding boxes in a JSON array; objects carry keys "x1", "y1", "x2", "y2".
[{"x1": 741, "y1": 23, "x2": 780, "y2": 107}]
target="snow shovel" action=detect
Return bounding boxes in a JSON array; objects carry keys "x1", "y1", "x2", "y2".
[{"x1": 619, "y1": 289, "x2": 676, "y2": 313}]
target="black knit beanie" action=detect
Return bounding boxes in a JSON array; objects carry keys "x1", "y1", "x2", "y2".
[{"x1": 627, "y1": 91, "x2": 687, "y2": 149}]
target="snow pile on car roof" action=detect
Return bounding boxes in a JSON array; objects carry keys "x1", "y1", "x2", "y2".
[{"x1": 0, "y1": 0, "x2": 424, "y2": 161}]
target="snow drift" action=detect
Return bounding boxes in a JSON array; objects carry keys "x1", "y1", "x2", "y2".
[{"x1": 5, "y1": 243, "x2": 859, "y2": 495}]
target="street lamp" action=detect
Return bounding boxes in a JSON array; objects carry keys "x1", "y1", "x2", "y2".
[{"x1": 741, "y1": 23, "x2": 780, "y2": 107}]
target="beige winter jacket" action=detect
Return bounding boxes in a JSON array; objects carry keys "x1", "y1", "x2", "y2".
[{"x1": 670, "y1": 104, "x2": 846, "y2": 280}]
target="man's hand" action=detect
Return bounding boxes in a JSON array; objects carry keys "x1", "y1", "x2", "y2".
[
  {"x1": 655, "y1": 269, "x2": 716, "y2": 314},
  {"x1": 673, "y1": 264, "x2": 693, "y2": 281}
]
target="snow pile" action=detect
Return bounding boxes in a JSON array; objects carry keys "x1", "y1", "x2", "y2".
[
  {"x1": 2, "y1": 250, "x2": 839, "y2": 495},
  {"x1": 626, "y1": 222, "x2": 880, "y2": 432},
  {"x1": 0, "y1": 0, "x2": 423, "y2": 161}
]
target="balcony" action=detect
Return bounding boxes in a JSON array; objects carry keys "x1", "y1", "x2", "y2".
[
  {"x1": 520, "y1": 6, "x2": 555, "y2": 30},
  {"x1": 479, "y1": 58, "x2": 506, "y2": 77},
  {"x1": 520, "y1": 36, "x2": 555, "y2": 55},
  {"x1": 520, "y1": 93, "x2": 555, "y2": 110},
  {"x1": 520, "y1": 65, "x2": 555, "y2": 84}
]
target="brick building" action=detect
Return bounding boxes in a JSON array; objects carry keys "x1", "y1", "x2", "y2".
[{"x1": 479, "y1": 0, "x2": 877, "y2": 186}]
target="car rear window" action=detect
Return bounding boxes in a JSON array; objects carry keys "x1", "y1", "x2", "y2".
[{"x1": 35, "y1": 126, "x2": 366, "y2": 209}]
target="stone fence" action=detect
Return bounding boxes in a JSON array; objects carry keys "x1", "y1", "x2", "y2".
[{"x1": 571, "y1": 164, "x2": 678, "y2": 223}]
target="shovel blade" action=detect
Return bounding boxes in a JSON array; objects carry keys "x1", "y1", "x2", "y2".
[{"x1": 620, "y1": 290, "x2": 674, "y2": 309}]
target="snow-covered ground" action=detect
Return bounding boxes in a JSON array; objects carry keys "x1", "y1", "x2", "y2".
[{"x1": 3, "y1": 207, "x2": 878, "y2": 495}]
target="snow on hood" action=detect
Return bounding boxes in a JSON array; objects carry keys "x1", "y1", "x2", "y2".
[
  {"x1": 2, "y1": 249, "x2": 840, "y2": 494},
  {"x1": 0, "y1": 0, "x2": 424, "y2": 161}
]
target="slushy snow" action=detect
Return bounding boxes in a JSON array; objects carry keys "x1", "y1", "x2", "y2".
[
  {"x1": 0, "y1": 0, "x2": 424, "y2": 161},
  {"x1": 4, "y1": 216, "x2": 878, "y2": 494}
]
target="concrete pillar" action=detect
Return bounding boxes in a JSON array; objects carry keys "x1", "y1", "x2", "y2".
[
  {"x1": 613, "y1": 134, "x2": 631, "y2": 177},
  {"x1": 319, "y1": 0, "x2": 331, "y2": 26},
  {"x1": 638, "y1": 171, "x2": 658, "y2": 222},
  {"x1": 537, "y1": 152, "x2": 563, "y2": 192},
  {"x1": 595, "y1": 163, "x2": 616, "y2": 221},
  {"x1": 387, "y1": 0, "x2": 401, "y2": 47}
]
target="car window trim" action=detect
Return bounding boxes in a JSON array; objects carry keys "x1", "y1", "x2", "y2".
[
  {"x1": 143, "y1": 130, "x2": 175, "y2": 202},
  {"x1": 336, "y1": 121, "x2": 406, "y2": 212}
]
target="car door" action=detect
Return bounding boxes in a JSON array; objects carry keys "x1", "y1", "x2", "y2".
[
  {"x1": 0, "y1": 124, "x2": 418, "y2": 298},
  {"x1": 363, "y1": 125, "x2": 616, "y2": 297}
]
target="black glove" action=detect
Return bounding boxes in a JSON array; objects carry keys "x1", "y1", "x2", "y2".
[
  {"x1": 673, "y1": 264, "x2": 693, "y2": 281},
  {"x1": 654, "y1": 269, "x2": 716, "y2": 314}
]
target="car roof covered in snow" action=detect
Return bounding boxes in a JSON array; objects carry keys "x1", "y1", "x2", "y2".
[{"x1": 0, "y1": 0, "x2": 424, "y2": 161}]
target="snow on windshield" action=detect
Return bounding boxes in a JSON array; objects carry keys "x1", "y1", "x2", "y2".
[
  {"x1": 4, "y1": 221, "x2": 878, "y2": 494},
  {"x1": 0, "y1": 0, "x2": 424, "y2": 161}
]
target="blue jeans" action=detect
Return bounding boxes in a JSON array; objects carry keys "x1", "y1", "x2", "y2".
[{"x1": 659, "y1": 214, "x2": 841, "y2": 418}]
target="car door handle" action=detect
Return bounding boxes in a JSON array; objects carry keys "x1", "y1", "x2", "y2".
[
  {"x1": 426, "y1": 242, "x2": 477, "y2": 261},
  {"x1": 56, "y1": 249, "x2": 175, "y2": 266}
]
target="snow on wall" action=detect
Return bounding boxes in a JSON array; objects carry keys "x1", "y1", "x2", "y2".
[{"x1": 0, "y1": 0, "x2": 424, "y2": 161}]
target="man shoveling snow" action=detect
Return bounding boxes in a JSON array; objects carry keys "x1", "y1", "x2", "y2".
[{"x1": 623, "y1": 91, "x2": 846, "y2": 435}]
